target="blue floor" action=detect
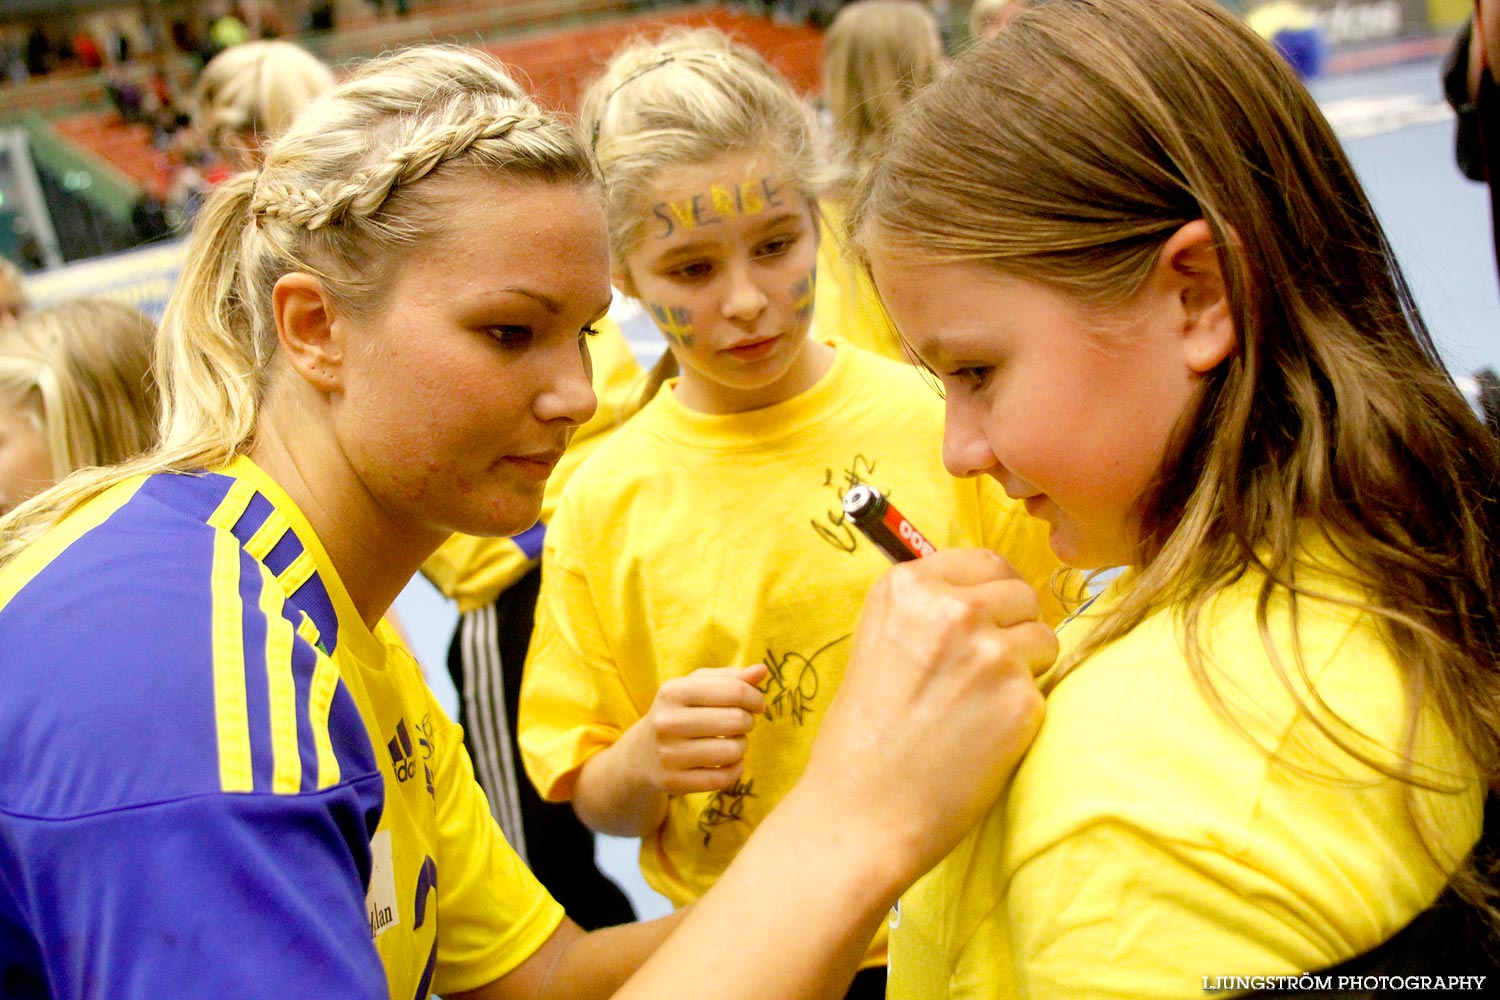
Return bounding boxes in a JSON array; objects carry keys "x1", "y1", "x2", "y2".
[
  {"x1": 393, "y1": 53, "x2": 1500, "y2": 924},
  {"x1": 1311, "y1": 58, "x2": 1500, "y2": 376}
]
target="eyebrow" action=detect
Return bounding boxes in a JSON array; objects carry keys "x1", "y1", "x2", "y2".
[
  {"x1": 507, "y1": 288, "x2": 564, "y2": 313},
  {"x1": 467, "y1": 287, "x2": 612, "y2": 318}
]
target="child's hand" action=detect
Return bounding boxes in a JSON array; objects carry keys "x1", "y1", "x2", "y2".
[{"x1": 637, "y1": 663, "x2": 768, "y2": 796}]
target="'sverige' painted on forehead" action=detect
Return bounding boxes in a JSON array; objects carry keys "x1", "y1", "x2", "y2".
[{"x1": 650, "y1": 177, "x2": 787, "y2": 239}]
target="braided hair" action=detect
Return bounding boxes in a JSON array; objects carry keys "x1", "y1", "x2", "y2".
[{"x1": 1, "y1": 44, "x2": 598, "y2": 562}]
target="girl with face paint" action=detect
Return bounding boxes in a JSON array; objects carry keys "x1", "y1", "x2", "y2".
[{"x1": 516, "y1": 30, "x2": 1070, "y2": 1000}]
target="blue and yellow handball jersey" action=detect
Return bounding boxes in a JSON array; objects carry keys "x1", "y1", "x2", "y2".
[{"x1": 0, "y1": 457, "x2": 563, "y2": 999}]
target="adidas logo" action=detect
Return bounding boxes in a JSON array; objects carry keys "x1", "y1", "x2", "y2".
[{"x1": 388, "y1": 719, "x2": 418, "y2": 783}]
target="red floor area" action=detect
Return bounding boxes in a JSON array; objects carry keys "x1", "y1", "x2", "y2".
[
  {"x1": 49, "y1": 111, "x2": 174, "y2": 198},
  {"x1": 486, "y1": 6, "x2": 825, "y2": 112}
]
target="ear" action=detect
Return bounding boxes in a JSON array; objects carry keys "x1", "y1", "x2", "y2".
[
  {"x1": 612, "y1": 263, "x2": 637, "y2": 301},
  {"x1": 1157, "y1": 219, "x2": 1236, "y2": 374},
  {"x1": 272, "y1": 272, "x2": 344, "y2": 392}
]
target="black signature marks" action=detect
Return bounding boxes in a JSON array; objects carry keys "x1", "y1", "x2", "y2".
[
  {"x1": 811, "y1": 455, "x2": 892, "y2": 554},
  {"x1": 697, "y1": 777, "x2": 755, "y2": 847},
  {"x1": 759, "y1": 632, "x2": 851, "y2": 727},
  {"x1": 692, "y1": 633, "x2": 852, "y2": 846}
]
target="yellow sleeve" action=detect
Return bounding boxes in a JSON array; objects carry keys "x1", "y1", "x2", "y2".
[
  {"x1": 419, "y1": 316, "x2": 644, "y2": 612},
  {"x1": 976, "y1": 478, "x2": 1073, "y2": 626},
  {"x1": 1005, "y1": 823, "x2": 1320, "y2": 1000},
  {"x1": 414, "y1": 666, "x2": 566, "y2": 994},
  {"x1": 997, "y1": 587, "x2": 1482, "y2": 999},
  {"x1": 516, "y1": 493, "x2": 643, "y2": 802},
  {"x1": 421, "y1": 533, "x2": 530, "y2": 614}
]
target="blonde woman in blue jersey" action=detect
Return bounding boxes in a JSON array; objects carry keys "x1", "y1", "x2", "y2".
[
  {"x1": 0, "y1": 42, "x2": 1057, "y2": 1000},
  {"x1": 853, "y1": 0, "x2": 1499, "y2": 994},
  {"x1": 516, "y1": 30, "x2": 1067, "y2": 1000}
]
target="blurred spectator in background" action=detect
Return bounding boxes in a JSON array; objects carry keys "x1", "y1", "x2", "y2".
[
  {"x1": 70, "y1": 25, "x2": 103, "y2": 70},
  {"x1": 192, "y1": 39, "x2": 336, "y2": 173},
  {"x1": 24, "y1": 25, "x2": 51, "y2": 77},
  {"x1": 817, "y1": 0, "x2": 946, "y2": 360},
  {"x1": 205, "y1": 2, "x2": 250, "y2": 63},
  {"x1": 0, "y1": 298, "x2": 159, "y2": 517},
  {"x1": 1446, "y1": 3, "x2": 1500, "y2": 284},
  {"x1": 307, "y1": 2, "x2": 337, "y2": 33}
]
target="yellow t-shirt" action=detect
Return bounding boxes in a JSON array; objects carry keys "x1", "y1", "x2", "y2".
[
  {"x1": 814, "y1": 200, "x2": 906, "y2": 363},
  {"x1": 422, "y1": 315, "x2": 644, "y2": 612},
  {"x1": 519, "y1": 340, "x2": 1066, "y2": 970},
  {"x1": 888, "y1": 554, "x2": 1483, "y2": 999}
]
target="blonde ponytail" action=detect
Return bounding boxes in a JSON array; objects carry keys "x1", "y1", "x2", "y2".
[
  {"x1": 1, "y1": 43, "x2": 597, "y2": 567},
  {"x1": 158, "y1": 171, "x2": 266, "y2": 457}
]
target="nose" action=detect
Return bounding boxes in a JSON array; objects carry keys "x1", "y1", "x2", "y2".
[
  {"x1": 535, "y1": 339, "x2": 598, "y2": 427},
  {"x1": 941, "y1": 391, "x2": 998, "y2": 479},
  {"x1": 720, "y1": 261, "x2": 769, "y2": 322}
]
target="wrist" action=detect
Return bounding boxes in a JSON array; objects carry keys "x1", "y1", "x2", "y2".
[
  {"x1": 756, "y1": 780, "x2": 919, "y2": 913},
  {"x1": 574, "y1": 735, "x2": 668, "y2": 838},
  {"x1": 617, "y1": 718, "x2": 668, "y2": 799},
  {"x1": 612, "y1": 725, "x2": 672, "y2": 835}
]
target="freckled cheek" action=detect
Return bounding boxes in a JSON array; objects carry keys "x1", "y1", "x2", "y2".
[{"x1": 374, "y1": 396, "x2": 496, "y2": 504}]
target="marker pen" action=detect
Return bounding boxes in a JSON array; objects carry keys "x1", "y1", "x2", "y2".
[{"x1": 842, "y1": 485, "x2": 937, "y2": 563}]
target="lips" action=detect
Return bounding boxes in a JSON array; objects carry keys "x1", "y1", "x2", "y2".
[
  {"x1": 725, "y1": 335, "x2": 781, "y2": 361},
  {"x1": 501, "y1": 450, "x2": 563, "y2": 480}
]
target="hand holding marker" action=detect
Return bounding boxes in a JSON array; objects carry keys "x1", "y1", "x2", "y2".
[{"x1": 843, "y1": 485, "x2": 937, "y2": 563}]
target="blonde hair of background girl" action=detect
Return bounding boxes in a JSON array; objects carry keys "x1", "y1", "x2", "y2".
[
  {"x1": 853, "y1": 0, "x2": 1500, "y2": 913},
  {"x1": 192, "y1": 39, "x2": 337, "y2": 168},
  {"x1": 967, "y1": 0, "x2": 1032, "y2": 41},
  {"x1": 0, "y1": 298, "x2": 159, "y2": 479},
  {"x1": 0, "y1": 44, "x2": 598, "y2": 565},
  {"x1": 0, "y1": 260, "x2": 25, "y2": 327},
  {"x1": 580, "y1": 28, "x2": 837, "y2": 409},
  {"x1": 822, "y1": 0, "x2": 945, "y2": 192}
]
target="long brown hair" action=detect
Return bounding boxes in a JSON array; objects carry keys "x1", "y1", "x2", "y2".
[{"x1": 853, "y1": 0, "x2": 1500, "y2": 910}]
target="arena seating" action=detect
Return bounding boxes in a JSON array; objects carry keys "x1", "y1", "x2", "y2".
[{"x1": 28, "y1": 3, "x2": 823, "y2": 208}]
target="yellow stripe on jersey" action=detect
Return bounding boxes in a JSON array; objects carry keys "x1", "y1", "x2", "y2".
[
  {"x1": 308, "y1": 645, "x2": 343, "y2": 789},
  {"x1": 209, "y1": 526, "x2": 253, "y2": 791},
  {"x1": 294, "y1": 610, "x2": 341, "y2": 789},
  {"x1": 207, "y1": 479, "x2": 258, "y2": 793},
  {"x1": 256, "y1": 563, "x2": 303, "y2": 795},
  {"x1": 0, "y1": 477, "x2": 142, "y2": 610},
  {"x1": 295, "y1": 609, "x2": 322, "y2": 651},
  {"x1": 277, "y1": 548, "x2": 317, "y2": 596},
  {"x1": 243, "y1": 508, "x2": 290, "y2": 563}
]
